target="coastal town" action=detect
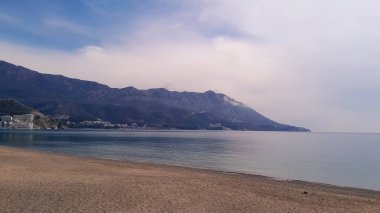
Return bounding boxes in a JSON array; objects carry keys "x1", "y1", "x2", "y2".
[
  {"x1": 0, "y1": 113, "x2": 148, "y2": 130},
  {"x1": 0, "y1": 114, "x2": 34, "y2": 129}
]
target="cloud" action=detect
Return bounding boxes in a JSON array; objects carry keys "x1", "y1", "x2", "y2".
[
  {"x1": 1, "y1": 0, "x2": 380, "y2": 132},
  {"x1": 185, "y1": 0, "x2": 380, "y2": 132},
  {"x1": 44, "y1": 18, "x2": 93, "y2": 37},
  {"x1": 0, "y1": 12, "x2": 18, "y2": 24}
]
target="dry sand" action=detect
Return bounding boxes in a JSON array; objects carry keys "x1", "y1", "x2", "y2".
[{"x1": 0, "y1": 146, "x2": 379, "y2": 213}]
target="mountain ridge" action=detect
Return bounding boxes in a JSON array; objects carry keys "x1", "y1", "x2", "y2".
[{"x1": 0, "y1": 60, "x2": 310, "y2": 131}]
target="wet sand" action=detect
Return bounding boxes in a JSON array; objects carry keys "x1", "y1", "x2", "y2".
[{"x1": 0, "y1": 146, "x2": 379, "y2": 212}]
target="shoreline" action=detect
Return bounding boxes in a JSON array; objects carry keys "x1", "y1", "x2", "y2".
[
  {"x1": 1, "y1": 146, "x2": 379, "y2": 212},
  {"x1": 2, "y1": 144, "x2": 379, "y2": 193}
]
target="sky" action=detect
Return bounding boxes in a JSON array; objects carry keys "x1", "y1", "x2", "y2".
[{"x1": 0, "y1": 0, "x2": 379, "y2": 132}]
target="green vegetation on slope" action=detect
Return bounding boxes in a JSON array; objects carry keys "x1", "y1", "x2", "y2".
[{"x1": 0, "y1": 99, "x2": 35, "y2": 116}]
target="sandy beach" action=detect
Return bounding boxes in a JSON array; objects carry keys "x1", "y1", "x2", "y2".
[{"x1": 0, "y1": 147, "x2": 379, "y2": 212}]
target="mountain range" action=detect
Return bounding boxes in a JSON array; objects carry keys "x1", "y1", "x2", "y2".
[{"x1": 0, "y1": 60, "x2": 309, "y2": 131}]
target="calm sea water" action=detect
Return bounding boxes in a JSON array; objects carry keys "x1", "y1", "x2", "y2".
[{"x1": 1, "y1": 130, "x2": 380, "y2": 191}]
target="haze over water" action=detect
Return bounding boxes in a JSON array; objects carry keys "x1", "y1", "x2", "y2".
[{"x1": 1, "y1": 130, "x2": 380, "y2": 191}]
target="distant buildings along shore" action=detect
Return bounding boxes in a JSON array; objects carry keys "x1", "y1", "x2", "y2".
[{"x1": 0, "y1": 114, "x2": 34, "y2": 129}]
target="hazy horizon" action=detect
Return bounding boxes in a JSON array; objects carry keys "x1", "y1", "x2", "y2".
[{"x1": 1, "y1": 0, "x2": 379, "y2": 133}]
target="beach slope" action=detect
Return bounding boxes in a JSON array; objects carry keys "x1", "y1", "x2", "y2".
[{"x1": 0, "y1": 147, "x2": 379, "y2": 212}]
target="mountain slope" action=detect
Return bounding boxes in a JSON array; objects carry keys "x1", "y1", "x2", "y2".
[
  {"x1": 0, "y1": 99, "x2": 36, "y2": 116},
  {"x1": 0, "y1": 60, "x2": 309, "y2": 131}
]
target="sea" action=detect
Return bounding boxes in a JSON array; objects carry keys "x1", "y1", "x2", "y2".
[{"x1": 1, "y1": 130, "x2": 380, "y2": 191}]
